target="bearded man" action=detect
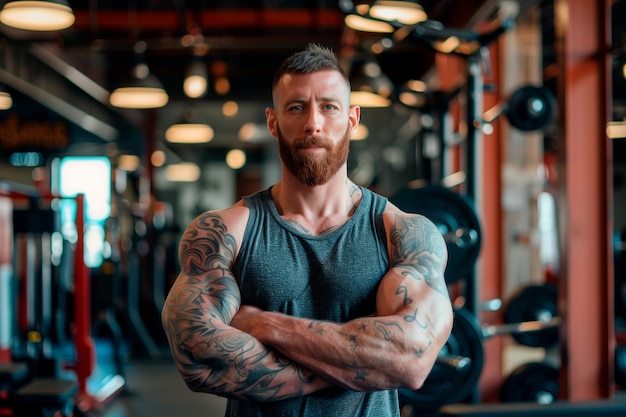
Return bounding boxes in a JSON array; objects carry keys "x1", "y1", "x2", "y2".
[{"x1": 162, "y1": 43, "x2": 453, "y2": 417}]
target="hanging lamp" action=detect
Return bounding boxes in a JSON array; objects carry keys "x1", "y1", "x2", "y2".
[
  {"x1": 110, "y1": 41, "x2": 169, "y2": 109},
  {"x1": 0, "y1": 0, "x2": 75, "y2": 31},
  {"x1": 165, "y1": 107, "x2": 214, "y2": 144}
]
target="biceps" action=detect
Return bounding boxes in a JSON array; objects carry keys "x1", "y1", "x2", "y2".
[
  {"x1": 163, "y1": 273, "x2": 241, "y2": 350},
  {"x1": 376, "y1": 268, "x2": 424, "y2": 319}
]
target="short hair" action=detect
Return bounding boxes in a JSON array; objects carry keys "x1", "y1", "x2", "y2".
[{"x1": 272, "y1": 43, "x2": 350, "y2": 91}]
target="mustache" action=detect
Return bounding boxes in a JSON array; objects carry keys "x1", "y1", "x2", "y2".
[{"x1": 295, "y1": 136, "x2": 331, "y2": 149}]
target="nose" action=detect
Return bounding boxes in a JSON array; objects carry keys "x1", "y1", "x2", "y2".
[{"x1": 304, "y1": 108, "x2": 322, "y2": 135}]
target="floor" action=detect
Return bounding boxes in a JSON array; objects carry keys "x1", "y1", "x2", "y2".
[{"x1": 84, "y1": 358, "x2": 227, "y2": 417}]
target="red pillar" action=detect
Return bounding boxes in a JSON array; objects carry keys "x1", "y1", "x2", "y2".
[
  {"x1": 555, "y1": 0, "x2": 613, "y2": 401},
  {"x1": 478, "y1": 41, "x2": 505, "y2": 403}
]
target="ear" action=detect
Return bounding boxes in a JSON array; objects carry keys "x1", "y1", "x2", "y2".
[
  {"x1": 265, "y1": 107, "x2": 278, "y2": 139},
  {"x1": 348, "y1": 105, "x2": 361, "y2": 138}
]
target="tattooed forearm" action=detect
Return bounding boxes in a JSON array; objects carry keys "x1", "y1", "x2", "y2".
[
  {"x1": 403, "y1": 307, "x2": 428, "y2": 328},
  {"x1": 390, "y1": 214, "x2": 447, "y2": 295}
]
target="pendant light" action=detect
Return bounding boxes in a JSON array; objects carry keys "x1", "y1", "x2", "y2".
[
  {"x1": 350, "y1": 60, "x2": 394, "y2": 108},
  {"x1": 368, "y1": 1, "x2": 427, "y2": 25},
  {"x1": 0, "y1": 0, "x2": 75, "y2": 31},
  {"x1": 0, "y1": 86, "x2": 12, "y2": 110},
  {"x1": 344, "y1": 1, "x2": 427, "y2": 33},
  {"x1": 184, "y1": 58, "x2": 208, "y2": 99},
  {"x1": 165, "y1": 107, "x2": 214, "y2": 144},
  {"x1": 109, "y1": 41, "x2": 169, "y2": 109}
]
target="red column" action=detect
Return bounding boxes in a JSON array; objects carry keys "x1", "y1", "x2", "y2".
[
  {"x1": 555, "y1": 0, "x2": 613, "y2": 400},
  {"x1": 478, "y1": 41, "x2": 505, "y2": 403}
]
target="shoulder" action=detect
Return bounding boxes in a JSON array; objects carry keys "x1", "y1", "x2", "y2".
[
  {"x1": 382, "y1": 202, "x2": 447, "y2": 256},
  {"x1": 180, "y1": 201, "x2": 250, "y2": 258}
]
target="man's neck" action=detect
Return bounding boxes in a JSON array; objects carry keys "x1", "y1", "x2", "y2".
[{"x1": 271, "y1": 173, "x2": 361, "y2": 236}]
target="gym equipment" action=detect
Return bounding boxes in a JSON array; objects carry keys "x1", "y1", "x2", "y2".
[
  {"x1": 12, "y1": 378, "x2": 78, "y2": 417},
  {"x1": 501, "y1": 284, "x2": 559, "y2": 348},
  {"x1": 399, "y1": 306, "x2": 484, "y2": 411},
  {"x1": 500, "y1": 361, "x2": 559, "y2": 404},
  {"x1": 483, "y1": 85, "x2": 557, "y2": 132},
  {"x1": 391, "y1": 185, "x2": 482, "y2": 285},
  {"x1": 400, "y1": 284, "x2": 561, "y2": 410},
  {"x1": 1, "y1": 182, "x2": 125, "y2": 415}
]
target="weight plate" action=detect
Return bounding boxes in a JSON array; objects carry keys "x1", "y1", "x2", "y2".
[
  {"x1": 504, "y1": 284, "x2": 559, "y2": 348},
  {"x1": 500, "y1": 361, "x2": 559, "y2": 404},
  {"x1": 399, "y1": 307, "x2": 484, "y2": 411},
  {"x1": 506, "y1": 85, "x2": 556, "y2": 132},
  {"x1": 391, "y1": 185, "x2": 482, "y2": 285}
]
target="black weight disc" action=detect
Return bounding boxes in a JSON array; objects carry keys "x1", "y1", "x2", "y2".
[
  {"x1": 500, "y1": 361, "x2": 559, "y2": 403},
  {"x1": 506, "y1": 85, "x2": 556, "y2": 132},
  {"x1": 504, "y1": 284, "x2": 559, "y2": 348},
  {"x1": 399, "y1": 307, "x2": 484, "y2": 411},
  {"x1": 391, "y1": 185, "x2": 482, "y2": 285}
]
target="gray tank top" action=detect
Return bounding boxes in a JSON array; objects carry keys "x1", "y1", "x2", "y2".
[{"x1": 229, "y1": 187, "x2": 399, "y2": 417}]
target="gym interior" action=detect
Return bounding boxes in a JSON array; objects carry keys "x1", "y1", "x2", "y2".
[{"x1": 1, "y1": 0, "x2": 625, "y2": 416}]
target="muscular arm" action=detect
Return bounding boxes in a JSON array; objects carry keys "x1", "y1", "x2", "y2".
[
  {"x1": 231, "y1": 210, "x2": 453, "y2": 392},
  {"x1": 161, "y1": 210, "x2": 331, "y2": 401}
]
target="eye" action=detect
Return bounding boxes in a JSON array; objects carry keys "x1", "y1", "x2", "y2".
[{"x1": 288, "y1": 104, "x2": 303, "y2": 111}]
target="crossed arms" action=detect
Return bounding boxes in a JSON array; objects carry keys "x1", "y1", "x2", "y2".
[{"x1": 161, "y1": 204, "x2": 453, "y2": 401}]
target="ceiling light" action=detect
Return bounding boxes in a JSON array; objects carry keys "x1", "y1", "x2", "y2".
[
  {"x1": 165, "y1": 163, "x2": 200, "y2": 182},
  {"x1": 214, "y1": 76, "x2": 230, "y2": 95},
  {"x1": 117, "y1": 154, "x2": 140, "y2": 172},
  {"x1": 222, "y1": 101, "x2": 238, "y2": 117},
  {"x1": 406, "y1": 79, "x2": 427, "y2": 92},
  {"x1": 151, "y1": 150, "x2": 166, "y2": 167},
  {"x1": 606, "y1": 121, "x2": 626, "y2": 139},
  {"x1": 0, "y1": 90, "x2": 12, "y2": 110},
  {"x1": 184, "y1": 58, "x2": 208, "y2": 98},
  {"x1": 399, "y1": 91, "x2": 426, "y2": 108},
  {"x1": 226, "y1": 149, "x2": 246, "y2": 170},
  {"x1": 165, "y1": 107, "x2": 214, "y2": 144},
  {"x1": 0, "y1": 0, "x2": 75, "y2": 31},
  {"x1": 110, "y1": 63, "x2": 169, "y2": 109},
  {"x1": 165, "y1": 123, "x2": 214, "y2": 144},
  {"x1": 110, "y1": 42, "x2": 169, "y2": 109},
  {"x1": 344, "y1": 14, "x2": 395, "y2": 33},
  {"x1": 369, "y1": 1, "x2": 427, "y2": 25},
  {"x1": 351, "y1": 91, "x2": 391, "y2": 107},
  {"x1": 350, "y1": 60, "x2": 394, "y2": 107}
]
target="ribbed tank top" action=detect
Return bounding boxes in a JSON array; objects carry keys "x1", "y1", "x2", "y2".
[{"x1": 228, "y1": 186, "x2": 399, "y2": 417}]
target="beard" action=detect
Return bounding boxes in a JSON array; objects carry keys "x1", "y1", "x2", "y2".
[{"x1": 277, "y1": 124, "x2": 351, "y2": 187}]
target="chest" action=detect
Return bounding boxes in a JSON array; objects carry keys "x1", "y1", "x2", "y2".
[{"x1": 236, "y1": 226, "x2": 388, "y2": 321}]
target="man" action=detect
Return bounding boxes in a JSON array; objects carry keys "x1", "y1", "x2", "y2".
[{"x1": 161, "y1": 43, "x2": 453, "y2": 417}]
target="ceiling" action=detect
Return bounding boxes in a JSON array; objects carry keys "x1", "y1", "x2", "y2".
[
  {"x1": 1, "y1": 0, "x2": 624, "y2": 191},
  {"x1": 0, "y1": 0, "x2": 494, "y2": 164}
]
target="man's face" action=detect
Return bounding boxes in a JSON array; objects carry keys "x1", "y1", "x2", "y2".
[{"x1": 266, "y1": 70, "x2": 360, "y2": 186}]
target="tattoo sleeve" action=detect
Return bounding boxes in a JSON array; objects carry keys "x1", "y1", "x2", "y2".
[
  {"x1": 162, "y1": 212, "x2": 325, "y2": 401},
  {"x1": 390, "y1": 214, "x2": 448, "y2": 295}
]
